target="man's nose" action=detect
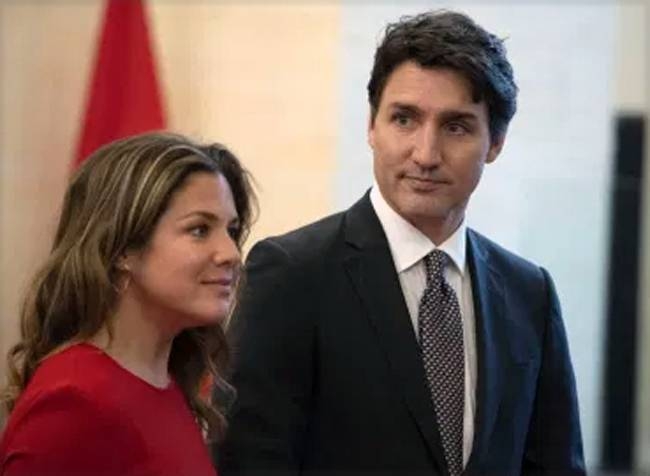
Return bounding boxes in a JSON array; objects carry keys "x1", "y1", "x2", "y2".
[{"x1": 412, "y1": 125, "x2": 442, "y2": 168}]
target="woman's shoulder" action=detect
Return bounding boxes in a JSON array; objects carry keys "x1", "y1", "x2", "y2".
[
  {"x1": 34, "y1": 341, "x2": 109, "y2": 371},
  {"x1": 6, "y1": 343, "x2": 136, "y2": 436},
  {"x1": 0, "y1": 346, "x2": 147, "y2": 474},
  {"x1": 24, "y1": 342, "x2": 116, "y2": 395},
  {"x1": 6, "y1": 342, "x2": 136, "y2": 436}
]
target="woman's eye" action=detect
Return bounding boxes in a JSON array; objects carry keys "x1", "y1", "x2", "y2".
[
  {"x1": 227, "y1": 226, "x2": 240, "y2": 240},
  {"x1": 189, "y1": 224, "x2": 209, "y2": 238}
]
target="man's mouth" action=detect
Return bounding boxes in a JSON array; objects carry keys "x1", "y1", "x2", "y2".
[{"x1": 403, "y1": 175, "x2": 449, "y2": 190}]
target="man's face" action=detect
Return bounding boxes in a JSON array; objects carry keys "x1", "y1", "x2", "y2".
[{"x1": 368, "y1": 61, "x2": 504, "y2": 242}]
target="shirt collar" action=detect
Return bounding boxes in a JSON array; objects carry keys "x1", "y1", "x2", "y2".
[{"x1": 370, "y1": 184, "x2": 467, "y2": 275}]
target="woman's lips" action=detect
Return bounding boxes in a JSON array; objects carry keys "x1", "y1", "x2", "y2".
[{"x1": 202, "y1": 278, "x2": 233, "y2": 287}]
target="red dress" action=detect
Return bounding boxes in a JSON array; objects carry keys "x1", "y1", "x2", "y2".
[{"x1": 0, "y1": 343, "x2": 217, "y2": 476}]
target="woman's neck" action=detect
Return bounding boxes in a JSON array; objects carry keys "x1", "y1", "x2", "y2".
[{"x1": 89, "y1": 294, "x2": 177, "y2": 389}]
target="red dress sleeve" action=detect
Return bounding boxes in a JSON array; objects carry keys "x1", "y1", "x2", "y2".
[{"x1": 1, "y1": 384, "x2": 148, "y2": 476}]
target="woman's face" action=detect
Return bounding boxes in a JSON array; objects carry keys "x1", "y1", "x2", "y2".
[{"x1": 124, "y1": 171, "x2": 241, "y2": 332}]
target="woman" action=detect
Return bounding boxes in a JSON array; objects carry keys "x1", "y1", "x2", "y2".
[{"x1": 0, "y1": 132, "x2": 256, "y2": 476}]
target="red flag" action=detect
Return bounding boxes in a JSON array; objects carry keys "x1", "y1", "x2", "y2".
[{"x1": 74, "y1": 0, "x2": 165, "y2": 166}]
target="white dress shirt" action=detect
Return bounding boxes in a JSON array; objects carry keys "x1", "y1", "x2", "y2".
[{"x1": 370, "y1": 185, "x2": 477, "y2": 468}]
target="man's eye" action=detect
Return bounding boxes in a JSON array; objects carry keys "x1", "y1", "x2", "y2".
[
  {"x1": 392, "y1": 113, "x2": 412, "y2": 127},
  {"x1": 189, "y1": 224, "x2": 209, "y2": 238},
  {"x1": 446, "y1": 122, "x2": 469, "y2": 135}
]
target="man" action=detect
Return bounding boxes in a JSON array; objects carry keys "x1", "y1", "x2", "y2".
[{"x1": 217, "y1": 10, "x2": 585, "y2": 476}]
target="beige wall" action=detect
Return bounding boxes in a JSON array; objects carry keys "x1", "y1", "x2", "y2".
[
  {"x1": 0, "y1": 2, "x2": 339, "y2": 381},
  {"x1": 0, "y1": 2, "x2": 103, "y2": 378},
  {"x1": 151, "y1": 3, "x2": 339, "y2": 240},
  {"x1": 615, "y1": 3, "x2": 647, "y2": 113}
]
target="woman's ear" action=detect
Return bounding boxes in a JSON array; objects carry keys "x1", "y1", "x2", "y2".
[{"x1": 115, "y1": 255, "x2": 131, "y2": 272}]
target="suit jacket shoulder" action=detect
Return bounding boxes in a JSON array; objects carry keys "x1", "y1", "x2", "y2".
[
  {"x1": 261, "y1": 210, "x2": 345, "y2": 263},
  {"x1": 467, "y1": 227, "x2": 554, "y2": 306},
  {"x1": 468, "y1": 228, "x2": 542, "y2": 275}
]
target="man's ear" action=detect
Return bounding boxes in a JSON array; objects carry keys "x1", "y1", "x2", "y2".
[
  {"x1": 486, "y1": 134, "x2": 506, "y2": 164},
  {"x1": 367, "y1": 110, "x2": 376, "y2": 149}
]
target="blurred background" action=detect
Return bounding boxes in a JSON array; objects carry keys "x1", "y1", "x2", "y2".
[{"x1": 0, "y1": 0, "x2": 647, "y2": 473}]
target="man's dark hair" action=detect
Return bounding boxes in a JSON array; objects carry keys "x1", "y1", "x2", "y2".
[{"x1": 367, "y1": 10, "x2": 518, "y2": 141}]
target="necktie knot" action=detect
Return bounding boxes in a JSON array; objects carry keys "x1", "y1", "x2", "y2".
[{"x1": 424, "y1": 249, "x2": 448, "y2": 285}]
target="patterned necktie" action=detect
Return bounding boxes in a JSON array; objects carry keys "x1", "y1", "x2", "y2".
[{"x1": 418, "y1": 249, "x2": 465, "y2": 476}]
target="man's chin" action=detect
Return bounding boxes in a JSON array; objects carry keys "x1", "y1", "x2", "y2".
[
  {"x1": 398, "y1": 210, "x2": 452, "y2": 230},
  {"x1": 395, "y1": 197, "x2": 449, "y2": 221}
]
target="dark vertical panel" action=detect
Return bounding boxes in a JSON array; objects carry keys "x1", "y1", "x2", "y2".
[{"x1": 601, "y1": 115, "x2": 645, "y2": 470}]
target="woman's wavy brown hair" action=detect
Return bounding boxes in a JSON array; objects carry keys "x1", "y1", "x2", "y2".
[{"x1": 0, "y1": 132, "x2": 256, "y2": 439}]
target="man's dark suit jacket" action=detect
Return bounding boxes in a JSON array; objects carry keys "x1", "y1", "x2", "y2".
[{"x1": 216, "y1": 193, "x2": 585, "y2": 476}]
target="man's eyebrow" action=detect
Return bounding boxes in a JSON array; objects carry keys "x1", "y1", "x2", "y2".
[
  {"x1": 438, "y1": 110, "x2": 480, "y2": 122},
  {"x1": 387, "y1": 103, "x2": 480, "y2": 122},
  {"x1": 387, "y1": 102, "x2": 422, "y2": 115}
]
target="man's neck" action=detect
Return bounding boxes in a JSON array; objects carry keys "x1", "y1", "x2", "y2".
[{"x1": 411, "y1": 210, "x2": 465, "y2": 246}]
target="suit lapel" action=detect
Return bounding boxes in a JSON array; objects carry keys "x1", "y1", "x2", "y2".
[
  {"x1": 465, "y1": 230, "x2": 508, "y2": 471},
  {"x1": 341, "y1": 194, "x2": 448, "y2": 473}
]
